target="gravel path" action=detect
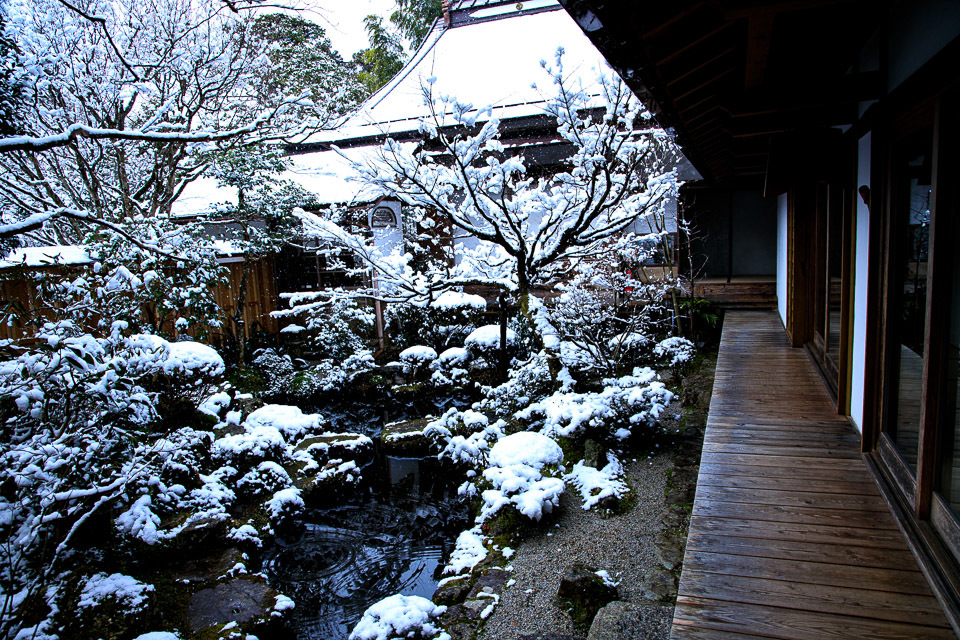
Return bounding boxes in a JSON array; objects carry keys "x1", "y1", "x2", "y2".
[{"x1": 477, "y1": 444, "x2": 678, "y2": 640}]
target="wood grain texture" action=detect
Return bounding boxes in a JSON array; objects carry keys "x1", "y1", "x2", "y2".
[{"x1": 671, "y1": 311, "x2": 955, "y2": 639}]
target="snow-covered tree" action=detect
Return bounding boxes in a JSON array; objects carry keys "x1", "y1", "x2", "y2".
[
  {"x1": 0, "y1": 0, "x2": 352, "y2": 248},
  {"x1": 295, "y1": 51, "x2": 680, "y2": 346}
]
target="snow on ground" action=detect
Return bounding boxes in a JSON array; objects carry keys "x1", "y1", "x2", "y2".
[{"x1": 350, "y1": 594, "x2": 450, "y2": 640}]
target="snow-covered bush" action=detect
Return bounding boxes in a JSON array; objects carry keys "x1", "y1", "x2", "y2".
[
  {"x1": 236, "y1": 461, "x2": 293, "y2": 499},
  {"x1": 516, "y1": 367, "x2": 674, "y2": 442},
  {"x1": 425, "y1": 409, "x2": 503, "y2": 467},
  {"x1": 264, "y1": 487, "x2": 305, "y2": 526},
  {"x1": 464, "y1": 325, "x2": 519, "y2": 365},
  {"x1": 429, "y1": 347, "x2": 471, "y2": 388},
  {"x1": 400, "y1": 345, "x2": 439, "y2": 378},
  {"x1": 550, "y1": 252, "x2": 682, "y2": 378},
  {"x1": 274, "y1": 296, "x2": 375, "y2": 362},
  {"x1": 477, "y1": 352, "x2": 555, "y2": 417},
  {"x1": 653, "y1": 336, "x2": 696, "y2": 369},
  {"x1": 350, "y1": 594, "x2": 449, "y2": 640},
  {"x1": 566, "y1": 452, "x2": 630, "y2": 510},
  {"x1": 478, "y1": 432, "x2": 565, "y2": 522},
  {"x1": 386, "y1": 291, "x2": 487, "y2": 351}
]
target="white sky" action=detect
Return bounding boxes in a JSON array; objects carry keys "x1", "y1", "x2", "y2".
[{"x1": 292, "y1": 0, "x2": 400, "y2": 59}]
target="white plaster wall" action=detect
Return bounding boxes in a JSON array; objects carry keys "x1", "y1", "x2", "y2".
[
  {"x1": 776, "y1": 193, "x2": 788, "y2": 327},
  {"x1": 849, "y1": 132, "x2": 872, "y2": 432}
]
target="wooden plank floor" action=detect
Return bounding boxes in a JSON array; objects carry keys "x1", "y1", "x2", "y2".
[{"x1": 671, "y1": 310, "x2": 956, "y2": 639}]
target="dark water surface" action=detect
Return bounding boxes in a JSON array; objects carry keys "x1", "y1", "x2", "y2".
[{"x1": 264, "y1": 390, "x2": 474, "y2": 639}]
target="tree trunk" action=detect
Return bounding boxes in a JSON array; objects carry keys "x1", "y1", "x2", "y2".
[{"x1": 233, "y1": 250, "x2": 251, "y2": 364}]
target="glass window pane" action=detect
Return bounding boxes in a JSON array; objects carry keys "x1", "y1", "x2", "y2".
[{"x1": 885, "y1": 127, "x2": 933, "y2": 474}]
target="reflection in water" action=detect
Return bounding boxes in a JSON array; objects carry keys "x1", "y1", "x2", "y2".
[{"x1": 264, "y1": 455, "x2": 469, "y2": 640}]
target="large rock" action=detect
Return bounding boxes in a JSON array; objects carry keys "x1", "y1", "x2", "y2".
[
  {"x1": 433, "y1": 575, "x2": 472, "y2": 606},
  {"x1": 379, "y1": 417, "x2": 434, "y2": 456},
  {"x1": 639, "y1": 567, "x2": 677, "y2": 603},
  {"x1": 588, "y1": 601, "x2": 640, "y2": 640},
  {"x1": 557, "y1": 563, "x2": 619, "y2": 627},
  {"x1": 588, "y1": 600, "x2": 674, "y2": 640},
  {"x1": 187, "y1": 576, "x2": 276, "y2": 632}
]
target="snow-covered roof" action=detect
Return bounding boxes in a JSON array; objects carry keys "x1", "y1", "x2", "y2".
[
  {"x1": 303, "y1": 0, "x2": 609, "y2": 145},
  {"x1": 172, "y1": 146, "x2": 383, "y2": 217},
  {"x1": 0, "y1": 245, "x2": 93, "y2": 269}
]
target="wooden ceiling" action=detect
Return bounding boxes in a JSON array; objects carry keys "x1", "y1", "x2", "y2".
[{"x1": 560, "y1": 0, "x2": 884, "y2": 185}]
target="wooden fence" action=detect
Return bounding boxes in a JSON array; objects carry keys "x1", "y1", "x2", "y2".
[{"x1": 0, "y1": 258, "x2": 279, "y2": 343}]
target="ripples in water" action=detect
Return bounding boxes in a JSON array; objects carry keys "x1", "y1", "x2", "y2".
[{"x1": 264, "y1": 456, "x2": 469, "y2": 640}]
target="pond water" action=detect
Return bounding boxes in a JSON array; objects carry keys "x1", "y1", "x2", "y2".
[{"x1": 264, "y1": 389, "x2": 474, "y2": 639}]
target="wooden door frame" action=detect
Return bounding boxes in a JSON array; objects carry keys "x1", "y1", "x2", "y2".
[{"x1": 860, "y1": 43, "x2": 960, "y2": 629}]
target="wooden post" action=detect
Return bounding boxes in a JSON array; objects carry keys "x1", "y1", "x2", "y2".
[{"x1": 499, "y1": 291, "x2": 508, "y2": 381}]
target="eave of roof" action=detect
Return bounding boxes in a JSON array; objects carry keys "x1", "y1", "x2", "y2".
[{"x1": 559, "y1": 0, "x2": 884, "y2": 186}]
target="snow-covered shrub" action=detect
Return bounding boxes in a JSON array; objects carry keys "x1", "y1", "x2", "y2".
[
  {"x1": 400, "y1": 345, "x2": 439, "y2": 378},
  {"x1": 424, "y1": 409, "x2": 503, "y2": 467},
  {"x1": 236, "y1": 461, "x2": 293, "y2": 499},
  {"x1": 464, "y1": 324, "x2": 518, "y2": 365},
  {"x1": 550, "y1": 256, "x2": 681, "y2": 378},
  {"x1": 478, "y1": 432, "x2": 565, "y2": 522},
  {"x1": 212, "y1": 425, "x2": 288, "y2": 469},
  {"x1": 444, "y1": 527, "x2": 488, "y2": 576},
  {"x1": 566, "y1": 452, "x2": 630, "y2": 510},
  {"x1": 429, "y1": 347, "x2": 471, "y2": 388},
  {"x1": 251, "y1": 348, "x2": 296, "y2": 396},
  {"x1": 77, "y1": 573, "x2": 154, "y2": 614},
  {"x1": 274, "y1": 296, "x2": 375, "y2": 362},
  {"x1": 386, "y1": 291, "x2": 487, "y2": 352},
  {"x1": 653, "y1": 336, "x2": 695, "y2": 369},
  {"x1": 244, "y1": 404, "x2": 324, "y2": 442},
  {"x1": 477, "y1": 352, "x2": 555, "y2": 417},
  {"x1": 253, "y1": 318, "x2": 376, "y2": 400},
  {"x1": 516, "y1": 367, "x2": 674, "y2": 442},
  {"x1": 350, "y1": 594, "x2": 449, "y2": 640},
  {"x1": 264, "y1": 487, "x2": 305, "y2": 526}
]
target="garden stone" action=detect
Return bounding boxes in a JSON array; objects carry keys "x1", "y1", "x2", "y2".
[
  {"x1": 583, "y1": 439, "x2": 604, "y2": 469},
  {"x1": 520, "y1": 634, "x2": 586, "y2": 640},
  {"x1": 587, "y1": 601, "x2": 640, "y2": 640},
  {"x1": 557, "y1": 563, "x2": 618, "y2": 627},
  {"x1": 639, "y1": 568, "x2": 677, "y2": 602},
  {"x1": 433, "y1": 575, "x2": 473, "y2": 606},
  {"x1": 654, "y1": 531, "x2": 686, "y2": 570},
  {"x1": 379, "y1": 417, "x2": 434, "y2": 457},
  {"x1": 187, "y1": 575, "x2": 275, "y2": 631}
]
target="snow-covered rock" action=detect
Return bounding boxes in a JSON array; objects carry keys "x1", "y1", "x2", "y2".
[
  {"x1": 78, "y1": 573, "x2": 154, "y2": 613},
  {"x1": 350, "y1": 594, "x2": 449, "y2": 640},
  {"x1": 243, "y1": 404, "x2": 324, "y2": 442},
  {"x1": 488, "y1": 432, "x2": 562, "y2": 469}
]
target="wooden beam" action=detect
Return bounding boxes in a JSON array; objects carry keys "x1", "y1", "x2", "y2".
[
  {"x1": 723, "y1": 0, "x2": 858, "y2": 20},
  {"x1": 666, "y1": 47, "x2": 737, "y2": 87},
  {"x1": 745, "y1": 13, "x2": 775, "y2": 89},
  {"x1": 641, "y1": 2, "x2": 707, "y2": 39},
  {"x1": 657, "y1": 21, "x2": 737, "y2": 66},
  {"x1": 674, "y1": 66, "x2": 737, "y2": 102}
]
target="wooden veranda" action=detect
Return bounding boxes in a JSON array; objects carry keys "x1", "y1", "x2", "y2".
[{"x1": 671, "y1": 311, "x2": 955, "y2": 639}]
